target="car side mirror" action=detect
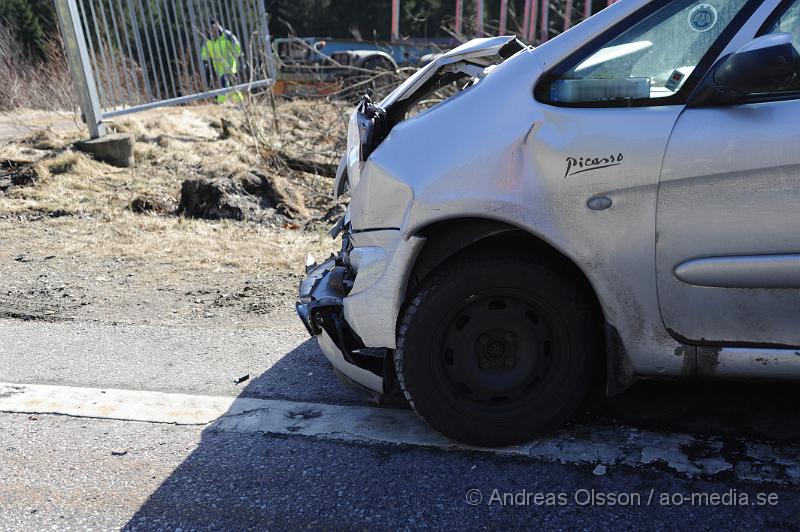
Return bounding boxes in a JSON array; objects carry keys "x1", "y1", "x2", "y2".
[{"x1": 688, "y1": 33, "x2": 799, "y2": 107}]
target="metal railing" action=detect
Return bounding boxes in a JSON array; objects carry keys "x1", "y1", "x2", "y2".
[{"x1": 54, "y1": 0, "x2": 276, "y2": 138}]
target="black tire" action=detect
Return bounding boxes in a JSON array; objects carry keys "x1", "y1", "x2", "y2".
[{"x1": 394, "y1": 252, "x2": 598, "y2": 446}]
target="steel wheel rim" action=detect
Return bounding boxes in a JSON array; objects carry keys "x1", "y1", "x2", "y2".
[{"x1": 430, "y1": 288, "x2": 569, "y2": 417}]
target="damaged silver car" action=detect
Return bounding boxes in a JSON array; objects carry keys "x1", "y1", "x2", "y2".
[{"x1": 298, "y1": 0, "x2": 800, "y2": 446}]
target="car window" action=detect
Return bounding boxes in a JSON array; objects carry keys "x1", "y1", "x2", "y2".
[
  {"x1": 546, "y1": 0, "x2": 750, "y2": 104},
  {"x1": 745, "y1": 1, "x2": 800, "y2": 96},
  {"x1": 767, "y1": 1, "x2": 800, "y2": 54}
]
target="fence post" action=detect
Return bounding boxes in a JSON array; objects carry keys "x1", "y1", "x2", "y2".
[
  {"x1": 54, "y1": 0, "x2": 106, "y2": 139},
  {"x1": 256, "y1": 0, "x2": 277, "y2": 81}
]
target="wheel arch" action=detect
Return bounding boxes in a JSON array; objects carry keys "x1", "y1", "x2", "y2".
[
  {"x1": 407, "y1": 218, "x2": 598, "y2": 308},
  {"x1": 403, "y1": 217, "x2": 636, "y2": 395}
]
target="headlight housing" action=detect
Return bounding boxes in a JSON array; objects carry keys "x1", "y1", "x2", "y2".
[
  {"x1": 346, "y1": 111, "x2": 365, "y2": 191},
  {"x1": 345, "y1": 93, "x2": 385, "y2": 193}
]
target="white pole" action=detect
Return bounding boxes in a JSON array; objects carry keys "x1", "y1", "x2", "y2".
[{"x1": 54, "y1": 0, "x2": 106, "y2": 138}]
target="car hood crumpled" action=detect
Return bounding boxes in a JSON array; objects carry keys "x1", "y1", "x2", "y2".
[
  {"x1": 332, "y1": 36, "x2": 527, "y2": 200},
  {"x1": 378, "y1": 35, "x2": 527, "y2": 110}
]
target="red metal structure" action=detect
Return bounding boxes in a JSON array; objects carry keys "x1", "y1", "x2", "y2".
[
  {"x1": 455, "y1": 0, "x2": 464, "y2": 35},
  {"x1": 391, "y1": 0, "x2": 400, "y2": 40},
  {"x1": 528, "y1": 0, "x2": 539, "y2": 41},
  {"x1": 539, "y1": 0, "x2": 550, "y2": 42},
  {"x1": 392, "y1": 0, "x2": 595, "y2": 44},
  {"x1": 564, "y1": 0, "x2": 574, "y2": 30},
  {"x1": 522, "y1": 0, "x2": 532, "y2": 40}
]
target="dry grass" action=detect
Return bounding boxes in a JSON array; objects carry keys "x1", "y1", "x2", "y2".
[
  {"x1": 42, "y1": 152, "x2": 84, "y2": 175},
  {"x1": 0, "y1": 149, "x2": 117, "y2": 215},
  {"x1": 0, "y1": 103, "x2": 340, "y2": 274},
  {"x1": 0, "y1": 213, "x2": 333, "y2": 274},
  {"x1": 0, "y1": 24, "x2": 75, "y2": 112},
  {"x1": 23, "y1": 127, "x2": 76, "y2": 151},
  {"x1": 2, "y1": 106, "x2": 242, "y2": 217},
  {"x1": 237, "y1": 96, "x2": 349, "y2": 173}
]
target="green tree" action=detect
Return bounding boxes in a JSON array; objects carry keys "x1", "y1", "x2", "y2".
[
  {"x1": 0, "y1": 0, "x2": 55, "y2": 59},
  {"x1": 271, "y1": 0, "x2": 457, "y2": 41}
]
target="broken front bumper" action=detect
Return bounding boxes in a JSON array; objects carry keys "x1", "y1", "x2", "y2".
[{"x1": 296, "y1": 257, "x2": 384, "y2": 396}]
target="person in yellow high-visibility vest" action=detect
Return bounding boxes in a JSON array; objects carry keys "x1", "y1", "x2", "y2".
[{"x1": 201, "y1": 19, "x2": 243, "y2": 103}]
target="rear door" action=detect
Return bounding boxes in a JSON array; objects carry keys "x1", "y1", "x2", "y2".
[{"x1": 657, "y1": 0, "x2": 800, "y2": 346}]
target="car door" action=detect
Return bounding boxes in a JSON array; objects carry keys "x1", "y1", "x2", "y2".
[
  {"x1": 657, "y1": 0, "x2": 800, "y2": 347},
  {"x1": 528, "y1": 0, "x2": 761, "y2": 374}
]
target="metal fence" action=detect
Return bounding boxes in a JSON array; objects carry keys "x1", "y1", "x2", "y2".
[{"x1": 54, "y1": 0, "x2": 276, "y2": 138}]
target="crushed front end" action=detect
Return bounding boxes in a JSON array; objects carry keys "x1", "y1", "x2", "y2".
[
  {"x1": 296, "y1": 36, "x2": 527, "y2": 402},
  {"x1": 296, "y1": 225, "x2": 388, "y2": 401}
]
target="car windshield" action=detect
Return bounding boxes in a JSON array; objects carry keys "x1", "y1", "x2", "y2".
[{"x1": 551, "y1": 0, "x2": 750, "y2": 103}]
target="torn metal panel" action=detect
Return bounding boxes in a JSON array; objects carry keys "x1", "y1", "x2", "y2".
[
  {"x1": 343, "y1": 233, "x2": 426, "y2": 349},
  {"x1": 378, "y1": 35, "x2": 526, "y2": 110},
  {"x1": 297, "y1": 256, "x2": 384, "y2": 393},
  {"x1": 319, "y1": 330, "x2": 383, "y2": 394}
]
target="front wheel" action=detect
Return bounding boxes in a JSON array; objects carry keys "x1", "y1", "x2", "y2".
[{"x1": 394, "y1": 253, "x2": 599, "y2": 446}]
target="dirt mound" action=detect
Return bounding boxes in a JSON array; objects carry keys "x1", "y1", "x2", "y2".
[
  {"x1": 252, "y1": 171, "x2": 309, "y2": 219},
  {"x1": 178, "y1": 171, "x2": 308, "y2": 223},
  {"x1": 129, "y1": 195, "x2": 176, "y2": 215},
  {"x1": 0, "y1": 160, "x2": 44, "y2": 191}
]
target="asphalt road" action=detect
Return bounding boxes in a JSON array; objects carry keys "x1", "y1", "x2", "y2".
[{"x1": 2, "y1": 313, "x2": 800, "y2": 530}]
